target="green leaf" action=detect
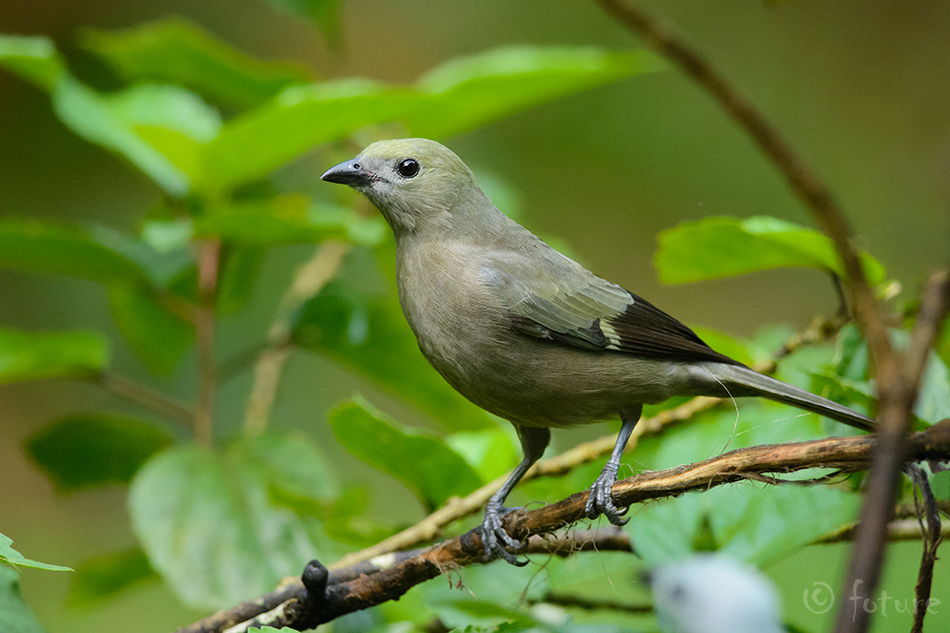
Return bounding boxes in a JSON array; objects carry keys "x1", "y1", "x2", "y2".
[
  {"x1": 129, "y1": 436, "x2": 335, "y2": 609},
  {"x1": 53, "y1": 79, "x2": 207, "y2": 196},
  {"x1": 58, "y1": 80, "x2": 223, "y2": 195},
  {"x1": 409, "y1": 46, "x2": 662, "y2": 138},
  {"x1": 1, "y1": 533, "x2": 72, "y2": 572},
  {"x1": 80, "y1": 18, "x2": 310, "y2": 109},
  {"x1": 68, "y1": 548, "x2": 158, "y2": 606},
  {"x1": 655, "y1": 216, "x2": 888, "y2": 286},
  {"x1": 830, "y1": 323, "x2": 948, "y2": 426},
  {"x1": 328, "y1": 397, "x2": 483, "y2": 511},
  {"x1": 292, "y1": 248, "x2": 492, "y2": 431},
  {"x1": 90, "y1": 224, "x2": 194, "y2": 288},
  {"x1": 808, "y1": 372, "x2": 877, "y2": 421},
  {"x1": 266, "y1": 0, "x2": 343, "y2": 45},
  {"x1": 0, "y1": 328, "x2": 109, "y2": 384},
  {"x1": 26, "y1": 413, "x2": 175, "y2": 493},
  {"x1": 711, "y1": 480, "x2": 860, "y2": 565},
  {"x1": 916, "y1": 351, "x2": 950, "y2": 424},
  {"x1": 0, "y1": 564, "x2": 49, "y2": 633},
  {"x1": 203, "y1": 46, "x2": 659, "y2": 191},
  {"x1": 203, "y1": 78, "x2": 414, "y2": 191},
  {"x1": 0, "y1": 34, "x2": 66, "y2": 90},
  {"x1": 445, "y1": 426, "x2": 520, "y2": 483},
  {"x1": 691, "y1": 326, "x2": 755, "y2": 367},
  {"x1": 3, "y1": 34, "x2": 220, "y2": 196},
  {"x1": 936, "y1": 319, "x2": 950, "y2": 368},
  {"x1": 234, "y1": 432, "x2": 339, "y2": 508},
  {"x1": 629, "y1": 404, "x2": 862, "y2": 565},
  {"x1": 216, "y1": 245, "x2": 265, "y2": 314},
  {"x1": 0, "y1": 218, "x2": 148, "y2": 283},
  {"x1": 140, "y1": 218, "x2": 195, "y2": 257},
  {"x1": 194, "y1": 197, "x2": 386, "y2": 246},
  {"x1": 108, "y1": 283, "x2": 194, "y2": 376}
]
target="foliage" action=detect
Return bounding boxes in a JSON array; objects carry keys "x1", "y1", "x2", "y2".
[
  {"x1": 0, "y1": 13, "x2": 946, "y2": 633},
  {"x1": 0, "y1": 564, "x2": 50, "y2": 633}
]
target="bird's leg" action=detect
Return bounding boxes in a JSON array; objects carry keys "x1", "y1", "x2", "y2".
[
  {"x1": 481, "y1": 425, "x2": 550, "y2": 566},
  {"x1": 585, "y1": 408, "x2": 641, "y2": 524}
]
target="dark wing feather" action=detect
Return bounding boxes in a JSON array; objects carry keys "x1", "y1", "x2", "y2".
[
  {"x1": 484, "y1": 259, "x2": 741, "y2": 366},
  {"x1": 601, "y1": 292, "x2": 742, "y2": 366}
]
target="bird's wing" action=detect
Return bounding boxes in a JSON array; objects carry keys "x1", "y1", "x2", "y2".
[{"x1": 482, "y1": 256, "x2": 742, "y2": 366}]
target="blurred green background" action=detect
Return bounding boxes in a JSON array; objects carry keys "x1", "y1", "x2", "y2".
[{"x1": 1, "y1": 1, "x2": 947, "y2": 631}]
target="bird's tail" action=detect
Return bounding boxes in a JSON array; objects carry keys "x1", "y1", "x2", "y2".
[{"x1": 710, "y1": 363, "x2": 875, "y2": 432}]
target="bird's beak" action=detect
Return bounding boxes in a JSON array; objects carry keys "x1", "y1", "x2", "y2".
[{"x1": 321, "y1": 159, "x2": 373, "y2": 187}]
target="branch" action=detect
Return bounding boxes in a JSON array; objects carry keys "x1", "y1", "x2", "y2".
[
  {"x1": 331, "y1": 394, "x2": 719, "y2": 569},
  {"x1": 908, "y1": 464, "x2": 943, "y2": 633},
  {"x1": 838, "y1": 270, "x2": 949, "y2": 632},
  {"x1": 590, "y1": 4, "x2": 950, "y2": 632},
  {"x1": 193, "y1": 239, "x2": 220, "y2": 446},
  {"x1": 179, "y1": 421, "x2": 950, "y2": 633},
  {"x1": 528, "y1": 592, "x2": 652, "y2": 614},
  {"x1": 97, "y1": 371, "x2": 193, "y2": 425}
]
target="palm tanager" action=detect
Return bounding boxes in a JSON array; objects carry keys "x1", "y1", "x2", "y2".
[{"x1": 322, "y1": 138, "x2": 874, "y2": 565}]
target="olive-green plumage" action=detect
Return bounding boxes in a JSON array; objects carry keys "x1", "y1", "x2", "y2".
[{"x1": 323, "y1": 138, "x2": 874, "y2": 565}]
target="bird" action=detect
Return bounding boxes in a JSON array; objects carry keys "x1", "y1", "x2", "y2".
[
  {"x1": 650, "y1": 555, "x2": 785, "y2": 633},
  {"x1": 321, "y1": 138, "x2": 875, "y2": 565}
]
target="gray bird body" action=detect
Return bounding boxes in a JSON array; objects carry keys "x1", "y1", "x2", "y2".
[
  {"x1": 322, "y1": 138, "x2": 874, "y2": 564},
  {"x1": 396, "y1": 217, "x2": 698, "y2": 428}
]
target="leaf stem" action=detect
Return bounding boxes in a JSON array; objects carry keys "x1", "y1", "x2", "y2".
[
  {"x1": 194, "y1": 239, "x2": 220, "y2": 446},
  {"x1": 97, "y1": 371, "x2": 192, "y2": 425}
]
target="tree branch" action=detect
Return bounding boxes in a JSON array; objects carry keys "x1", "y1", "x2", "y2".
[
  {"x1": 908, "y1": 464, "x2": 943, "y2": 633},
  {"x1": 590, "y1": 3, "x2": 950, "y2": 631},
  {"x1": 837, "y1": 270, "x2": 949, "y2": 632},
  {"x1": 179, "y1": 421, "x2": 950, "y2": 633}
]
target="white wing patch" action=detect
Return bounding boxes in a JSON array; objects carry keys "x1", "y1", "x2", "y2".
[{"x1": 599, "y1": 319, "x2": 622, "y2": 351}]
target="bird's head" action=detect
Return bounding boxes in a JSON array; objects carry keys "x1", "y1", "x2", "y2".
[{"x1": 322, "y1": 138, "x2": 487, "y2": 236}]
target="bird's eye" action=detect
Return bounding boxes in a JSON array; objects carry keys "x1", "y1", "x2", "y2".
[{"x1": 397, "y1": 158, "x2": 420, "y2": 178}]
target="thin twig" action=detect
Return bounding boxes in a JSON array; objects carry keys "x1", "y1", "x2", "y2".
[
  {"x1": 908, "y1": 465, "x2": 943, "y2": 633},
  {"x1": 528, "y1": 592, "x2": 652, "y2": 614},
  {"x1": 243, "y1": 241, "x2": 350, "y2": 434},
  {"x1": 906, "y1": 272, "x2": 950, "y2": 390},
  {"x1": 813, "y1": 519, "x2": 950, "y2": 545},
  {"x1": 97, "y1": 371, "x2": 193, "y2": 425},
  {"x1": 193, "y1": 239, "x2": 220, "y2": 446}
]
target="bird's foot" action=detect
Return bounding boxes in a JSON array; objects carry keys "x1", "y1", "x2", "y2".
[
  {"x1": 584, "y1": 465, "x2": 629, "y2": 526},
  {"x1": 480, "y1": 502, "x2": 529, "y2": 566}
]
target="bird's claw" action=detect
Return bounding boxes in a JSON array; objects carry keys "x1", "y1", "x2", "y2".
[
  {"x1": 585, "y1": 469, "x2": 629, "y2": 526},
  {"x1": 481, "y1": 503, "x2": 529, "y2": 566}
]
